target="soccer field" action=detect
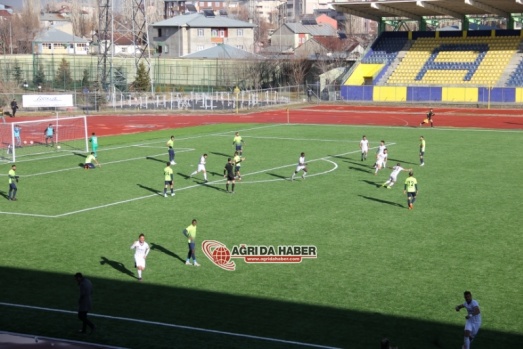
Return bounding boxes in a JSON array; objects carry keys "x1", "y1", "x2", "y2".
[{"x1": 1, "y1": 123, "x2": 522, "y2": 349}]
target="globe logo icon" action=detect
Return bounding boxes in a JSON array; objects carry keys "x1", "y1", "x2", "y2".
[{"x1": 212, "y1": 246, "x2": 231, "y2": 265}]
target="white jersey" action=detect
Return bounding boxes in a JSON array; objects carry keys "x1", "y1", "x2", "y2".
[
  {"x1": 376, "y1": 152, "x2": 388, "y2": 167},
  {"x1": 389, "y1": 165, "x2": 404, "y2": 180},
  {"x1": 463, "y1": 300, "x2": 482, "y2": 324},
  {"x1": 377, "y1": 145, "x2": 386, "y2": 155},
  {"x1": 131, "y1": 241, "x2": 150, "y2": 259},
  {"x1": 296, "y1": 156, "x2": 306, "y2": 172},
  {"x1": 199, "y1": 155, "x2": 206, "y2": 165},
  {"x1": 360, "y1": 139, "x2": 369, "y2": 152}
]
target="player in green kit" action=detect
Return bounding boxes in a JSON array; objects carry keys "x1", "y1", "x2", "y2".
[
  {"x1": 232, "y1": 132, "x2": 245, "y2": 155},
  {"x1": 163, "y1": 162, "x2": 175, "y2": 197},
  {"x1": 89, "y1": 132, "x2": 98, "y2": 157},
  {"x1": 183, "y1": 219, "x2": 200, "y2": 266},
  {"x1": 403, "y1": 171, "x2": 418, "y2": 210}
]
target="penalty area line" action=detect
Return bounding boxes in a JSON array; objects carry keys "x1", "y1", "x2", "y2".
[{"x1": 0, "y1": 302, "x2": 341, "y2": 349}]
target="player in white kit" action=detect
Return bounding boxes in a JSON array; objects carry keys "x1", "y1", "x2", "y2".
[
  {"x1": 190, "y1": 154, "x2": 208, "y2": 182},
  {"x1": 455, "y1": 291, "x2": 482, "y2": 349},
  {"x1": 130, "y1": 233, "x2": 150, "y2": 281},
  {"x1": 291, "y1": 152, "x2": 307, "y2": 180},
  {"x1": 359, "y1": 135, "x2": 369, "y2": 161},
  {"x1": 382, "y1": 163, "x2": 411, "y2": 188},
  {"x1": 374, "y1": 149, "x2": 388, "y2": 175}
]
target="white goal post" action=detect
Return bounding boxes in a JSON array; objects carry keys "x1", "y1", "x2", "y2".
[{"x1": 0, "y1": 115, "x2": 89, "y2": 163}]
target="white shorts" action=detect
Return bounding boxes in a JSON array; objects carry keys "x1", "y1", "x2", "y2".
[
  {"x1": 197, "y1": 164, "x2": 206, "y2": 172},
  {"x1": 376, "y1": 160, "x2": 385, "y2": 168},
  {"x1": 389, "y1": 175, "x2": 398, "y2": 182},
  {"x1": 135, "y1": 256, "x2": 146, "y2": 269},
  {"x1": 465, "y1": 319, "x2": 481, "y2": 337},
  {"x1": 361, "y1": 147, "x2": 368, "y2": 153},
  {"x1": 295, "y1": 165, "x2": 306, "y2": 172}
]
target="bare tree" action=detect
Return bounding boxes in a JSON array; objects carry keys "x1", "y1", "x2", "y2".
[
  {"x1": 10, "y1": 0, "x2": 41, "y2": 54},
  {"x1": 284, "y1": 55, "x2": 312, "y2": 86},
  {"x1": 70, "y1": 0, "x2": 96, "y2": 38}
]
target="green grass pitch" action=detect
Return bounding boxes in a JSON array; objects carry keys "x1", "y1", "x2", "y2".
[{"x1": 0, "y1": 123, "x2": 522, "y2": 349}]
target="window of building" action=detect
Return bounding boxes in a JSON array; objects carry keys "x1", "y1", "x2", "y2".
[
  {"x1": 197, "y1": 45, "x2": 204, "y2": 51},
  {"x1": 121, "y1": 47, "x2": 128, "y2": 53},
  {"x1": 158, "y1": 28, "x2": 162, "y2": 37},
  {"x1": 236, "y1": 45, "x2": 244, "y2": 50},
  {"x1": 198, "y1": 28, "x2": 204, "y2": 37},
  {"x1": 211, "y1": 29, "x2": 218, "y2": 37},
  {"x1": 164, "y1": 45, "x2": 169, "y2": 53},
  {"x1": 237, "y1": 29, "x2": 243, "y2": 37}
]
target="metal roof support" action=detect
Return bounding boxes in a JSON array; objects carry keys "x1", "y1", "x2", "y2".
[
  {"x1": 464, "y1": 0, "x2": 511, "y2": 19},
  {"x1": 416, "y1": 1, "x2": 465, "y2": 20},
  {"x1": 370, "y1": 2, "x2": 422, "y2": 22},
  {"x1": 332, "y1": 5, "x2": 381, "y2": 23}
]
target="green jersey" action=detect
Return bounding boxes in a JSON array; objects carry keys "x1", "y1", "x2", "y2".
[
  {"x1": 404, "y1": 177, "x2": 418, "y2": 192},
  {"x1": 8, "y1": 169, "x2": 15, "y2": 184},
  {"x1": 185, "y1": 224, "x2": 197, "y2": 243},
  {"x1": 164, "y1": 166, "x2": 173, "y2": 181},
  {"x1": 90, "y1": 136, "x2": 98, "y2": 146},
  {"x1": 233, "y1": 155, "x2": 241, "y2": 167},
  {"x1": 420, "y1": 139, "x2": 426, "y2": 152},
  {"x1": 233, "y1": 136, "x2": 243, "y2": 145},
  {"x1": 167, "y1": 139, "x2": 174, "y2": 148}
]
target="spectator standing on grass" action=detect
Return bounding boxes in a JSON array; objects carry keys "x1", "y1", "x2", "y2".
[
  {"x1": 74, "y1": 273, "x2": 95, "y2": 334},
  {"x1": 307, "y1": 87, "x2": 313, "y2": 102},
  {"x1": 167, "y1": 135, "x2": 176, "y2": 165},
  {"x1": 183, "y1": 219, "x2": 200, "y2": 266},
  {"x1": 360, "y1": 135, "x2": 369, "y2": 161},
  {"x1": 403, "y1": 171, "x2": 418, "y2": 210},
  {"x1": 130, "y1": 233, "x2": 150, "y2": 281},
  {"x1": 163, "y1": 161, "x2": 175, "y2": 197},
  {"x1": 8, "y1": 164, "x2": 18, "y2": 201},
  {"x1": 89, "y1": 132, "x2": 98, "y2": 157},
  {"x1": 224, "y1": 157, "x2": 236, "y2": 193},
  {"x1": 84, "y1": 152, "x2": 101, "y2": 169},
  {"x1": 10, "y1": 99, "x2": 18, "y2": 117},
  {"x1": 455, "y1": 291, "x2": 482, "y2": 349},
  {"x1": 44, "y1": 124, "x2": 55, "y2": 147}
]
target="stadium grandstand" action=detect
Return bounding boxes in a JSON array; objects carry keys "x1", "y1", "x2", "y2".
[{"x1": 332, "y1": 0, "x2": 523, "y2": 104}]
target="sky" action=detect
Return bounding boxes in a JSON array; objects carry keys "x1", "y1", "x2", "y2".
[{"x1": 1, "y1": 0, "x2": 126, "y2": 11}]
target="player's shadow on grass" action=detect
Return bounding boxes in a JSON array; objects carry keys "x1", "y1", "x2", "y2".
[
  {"x1": 388, "y1": 158, "x2": 417, "y2": 165},
  {"x1": 99, "y1": 256, "x2": 136, "y2": 279},
  {"x1": 0, "y1": 190, "x2": 8, "y2": 200},
  {"x1": 358, "y1": 195, "x2": 404, "y2": 208},
  {"x1": 72, "y1": 152, "x2": 86, "y2": 158},
  {"x1": 208, "y1": 171, "x2": 222, "y2": 177},
  {"x1": 145, "y1": 156, "x2": 166, "y2": 164},
  {"x1": 137, "y1": 184, "x2": 162, "y2": 195},
  {"x1": 150, "y1": 243, "x2": 185, "y2": 263},
  {"x1": 349, "y1": 166, "x2": 372, "y2": 173},
  {"x1": 210, "y1": 151, "x2": 231, "y2": 158},
  {"x1": 362, "y1": 179, "x2": 383, "y2": 187},
  {"x1": 267, "y1": 173, "x2": 289, "y2": 180}
]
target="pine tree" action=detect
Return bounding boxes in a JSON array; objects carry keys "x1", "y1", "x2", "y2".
[
  {"x1": 81, "y1": 69, "x2": 90, "y2": 87},
  {"x1": 33, "y1": 63, "x2": 46, "y2": 87},
  {"x1": 55, "y1": 58, "x2": 73, "y2": 90},
  {"x1": 12, "y1": 60, "x2": 23, "y2": 86},
  {"x1": 133, "y1": 61, "x2": 151, "y2": 92}
]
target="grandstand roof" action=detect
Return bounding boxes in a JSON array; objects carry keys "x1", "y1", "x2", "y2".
[{"x1": 331, "y1": 0, "x2": 523, "y2": 22}]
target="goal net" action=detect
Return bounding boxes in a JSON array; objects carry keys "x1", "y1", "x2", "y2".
[{"x1": 0, "y1": 115, "x2": 89, "y2": 163}]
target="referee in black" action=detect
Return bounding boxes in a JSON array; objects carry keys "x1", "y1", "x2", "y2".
[{"x1": 224, "y1": 158, "x2": 236, "y2": 193}]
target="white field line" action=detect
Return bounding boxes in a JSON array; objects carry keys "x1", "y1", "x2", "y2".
[
  {"x1": 0, "y1": 144, "x2": 393, "y2": 218},
  {"x1": 0, "y1": 302, "x2": 341, "y2": 349},
  {"x1": 215, "y1": 134, "x2": 361, "y2": 143},
  {"x1": 19, "y1": 149, "x2": 194, "y2": 178}
]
